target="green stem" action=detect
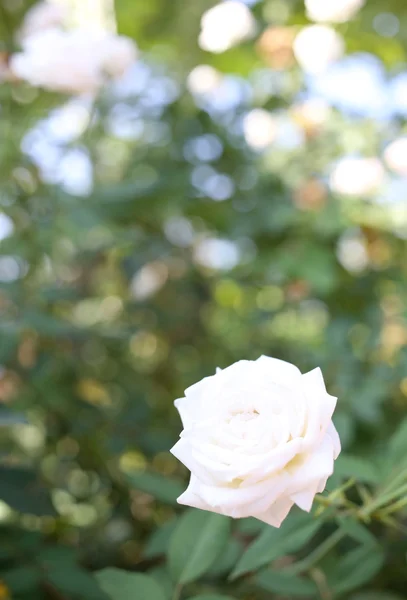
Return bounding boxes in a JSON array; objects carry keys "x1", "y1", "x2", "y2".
[
  {"x1": 287, "y1": 528, "x2": 346, "y2": 575},
  {"x1": 379, "y1": 494, "x2": 407, "y2": 516},
  {"x1": 360, "y1": 482, "x2": 407, "y2": 518},
  {"x1": 172, "y1": 584, "x2": 183, "y2": 600},
  {"x1": 377, "y1": 464, "x2": 407, "y2": 496}
]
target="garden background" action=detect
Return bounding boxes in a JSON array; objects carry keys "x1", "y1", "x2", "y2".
[{"x1": 0, "y1": 0, "x2": 406, "y2": 598}]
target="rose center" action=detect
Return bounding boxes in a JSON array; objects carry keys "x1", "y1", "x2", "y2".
[
  {"x1": 226, "y1": 408, "x2": 260, "y2": 439},
  {"x1": 229, "y1": 408, "x2": 259, "y2": 421}
]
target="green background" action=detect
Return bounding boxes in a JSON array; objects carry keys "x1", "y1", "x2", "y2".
[{"x1": 0, "y1": 0, "x2": 406, "y2": 598}]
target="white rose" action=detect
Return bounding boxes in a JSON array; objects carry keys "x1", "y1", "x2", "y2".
[
  {"x1": 10, "y1": 28, "x2": 103, "y2": 94},
  {"x1": 199, "y1": 1, "x2": 256, "y2": 54},
  {"x1": 19, "y1": 1, "x2": 67, "y2": 42},
  {"x1": 293, "y1": 25, "x2": 344, "y2": 74},
  {"x1": 10, "y1": 28, "x2": 137, "y2": 95},
  {"x1": 171, "y1": 356, "x2": 340, "y2": 527},
  {"x1": 98, "y1": 35, "x2": 137, "y2": 78},
  {"x1": 383, "y1": 138, "x2": 407, "y2": 176},
  {"x1": 330, "y1": 157, "x2": 384, "y2": 196},
  {"x1": 305, "y1": 0, "x2": 365, "y2": 24}
]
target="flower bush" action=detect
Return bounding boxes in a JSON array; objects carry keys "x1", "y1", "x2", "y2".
[{"x1": 0, "y1": 1, "x2": 406, "y2": 599}]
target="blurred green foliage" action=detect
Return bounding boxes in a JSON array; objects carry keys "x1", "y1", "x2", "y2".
[{"x1": 0, "y1": 0, "x2": 406, "y2": 598}]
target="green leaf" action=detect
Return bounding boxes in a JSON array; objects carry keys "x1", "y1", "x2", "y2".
[
  {"x1": 329, "y1": 545, "x2": 385, "y2": 595},
  {"x1": 38, "y1": 545, "x2": 77, "y2": 567},
  {"x1": 47, "y1": 566, "x2": 109, "y2": 600},
  {"x1": 147, "y1": 567, "x2": 174, "y2": 599},
  {"x1": 168, "y1": 509, "x2": 231, "y2": 584},
  {"x1": 336, "y1": 517, "x2": 378, "y2": 547},
  {"x1": 387, "y1": 418, "x2": 407, "y2": 466},
  {"x1": 0, "y1": 467, "x2": 55, "y2": 516},
  {"x1": 126, "y1": 472, "x2": 184, "y2": 505},
  {"x1": 335, "y1": 455, "x2": 380, "y2": 485},
  {"x1": 21, "y1": 310, "x2": 83, "y2": 338},
  {"x1": 208, "y1": 538, "x2": 243, "y2": 576},
  {"x1": 230, "y1": 510, "x2": 322, "y2": 579},
  {"x1": 235, "y1": 517, "x2": 266, "y2": 536},
  {"x1": 96, "y1": 569, "x2": 166, "y2": 600},
  {"x1": 188, "y1": 596, "x2": 236, "y2": 600},
  {"x1": 350, "y1": 593, "x2": 405, "y2": 600},
  {"x1": 255, "y1": 570, "x2": 318, "y2": 597},
  {"x1": 3, "y1": 566, "x2": 42, "y2": 595},
  {"x1": 144, "y1": 518, "x2": 178, "y2": 559}
]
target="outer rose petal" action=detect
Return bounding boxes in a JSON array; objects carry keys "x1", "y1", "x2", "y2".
[
  {"x1": 256, "y1": 355, "x2": 302, "y2": 390},
  {"x1": 301, "y1": 367, "x2": 337, "y2": 446},
  {"x1": 288, "y1": 433, "x2": 335, "y2": 509},
  {"x1": 170, "y1": 438, "x2": 219, "y2": 485},
  {"x1": 178, "y1": 476, "x2": 294, "y2": 526},
  {"x1": 179, "y1": 471, "x2": 290, "y2": 517},
  {"x1": 177, "y1": 475, "x2": 213, "y2": 512},
  {"x1": 327, "y1": 421, "x2": 341, "y2": 459},
  {"x1": 255, "y1": 497, "x2": 294, "y2": 527},
  {"x1": 290, "y1": 484, "x2": 319, "y2": 512}
]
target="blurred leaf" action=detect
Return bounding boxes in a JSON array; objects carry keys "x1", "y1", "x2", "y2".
[
  {"x1": 96, "y1": 568, "x2": 166, "y2": 600},
  {"x1": 0, "y1": 408, "x2": 27, "y2": 426},
  {"x1": 20, "y1": 310, "x2": 83, "y2": 338},
  {"x1": 144, "y1": 518, "x2": 178, "y2": 559},
  {"x1": 329, "y1": 545, "x2": 385, "y2": 595},
  {"x1": 0, "y1": 467, "x2": 55, "y2": 516},
  {"x1": 126, "y1": 472, "x2": 184, "y2": 505},
  {"x1": 255, "y1": 570, "x2": 318, "y2": 597},
  {"x1": 168, "y1": 509, "x2": 231, "y2": 584},
  {"x1": 350, "y1": 593, "x2": 405, "y2": 600},
  {"x1": 208, "y1": 538, "x2": 243, "y2": 577},
  {"x1": 2, "y1": 567, "x2": 42, "y2": 595},
  {"x1": 148, "y1": 567, "x2": 174, "y2": 599},
  {"x1": 230, "y1": 511, "x2": 322, "y2": 579},
  {"x1": 335, "y1": 455, "x2": 380, "y2": 485},
  {"x1": 387, "y1": 418, "x2": 407, "y2": 467},
  {"x1": 47, "y1": 567, "x2": 110, "y2": 600},
  {"x1": 188, "y1": 596, "x2": 236, "y2": 600},
  {"x1": 336, "y1": 517, "x2": 378, "y2": 547},
  {"x1": 235, "y1": 517, "x2": 266, "y2": 537},
  {"x1": 38, "y1": 546, "x2": 77, "y2": 567}
]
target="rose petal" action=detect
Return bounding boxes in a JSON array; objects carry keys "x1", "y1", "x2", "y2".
[
  {"x1": 255, "y1": 497, "x2": 294, "y2": 527},
  {"x1": 288, "y1": 433, "x2": 335, "y2": 510},
  {"x1": 327, "y1": 421, "x2": 341, "y2": 459},
  {"x1": 301, "y1": 367, "x2": 337, "y2": 447},
  {"x1": 256, "y1": 355, "x2": 302, "y2": 385}
]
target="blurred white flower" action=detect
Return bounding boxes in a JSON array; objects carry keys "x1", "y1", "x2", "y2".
[
  {"x1": 0, "y1": 214, "x2": 14, "y2": 241},
  {"x1": 57, "y1": 148, "x2": 93, "y2": 196},
  {"x1": 10, "y1": 28, "x2": 137, "y2": 95},
  {"x1": 97, "y1": 35, "x2": 137, "y2": 78},
  {"x1": 194, "y1": 238, "x2": 240, "y2": 270},
  {"x1": 164, "y1": 217, "x2": 195, "y2": 247},
  {"x1": 294, "y1": 25, "x2": 344, "y2": 74},
  {"x1": 274, "y1": 115, "x2": 305, "y2": 149},
  {"x1": 130, "y1": 262, "x2": 168, "y2": 301},
  {"x1": 43, "y1": 99, "x2": 92, "y2": 143},
  {"x1": 243, "y1": 109, "x2": 278, "y2": 150},
  {"x1": 337, "y1": 230, "x2": 369, "y2": 272},
  {"x1": 305, "y1": 0, "x2": 365, "y2": 23},
  {"x1": 383, "y1": 138, "x2": 407, "y2": 176},
  {"x1": 187, "y1": 65, "x2": 222, "y2": 95},
  {"x1": 19, "y1": 1, "x2": 67, "y2": 41},
  {"x1": 291, "y1": 98, "x2": 331, "y2": 132},
  {"x1": 199, "y1": 1, "x2": 256, "y2": 54},
  {"x1": 330, "y1": 157, "x2": 385, "y2": 196}
]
